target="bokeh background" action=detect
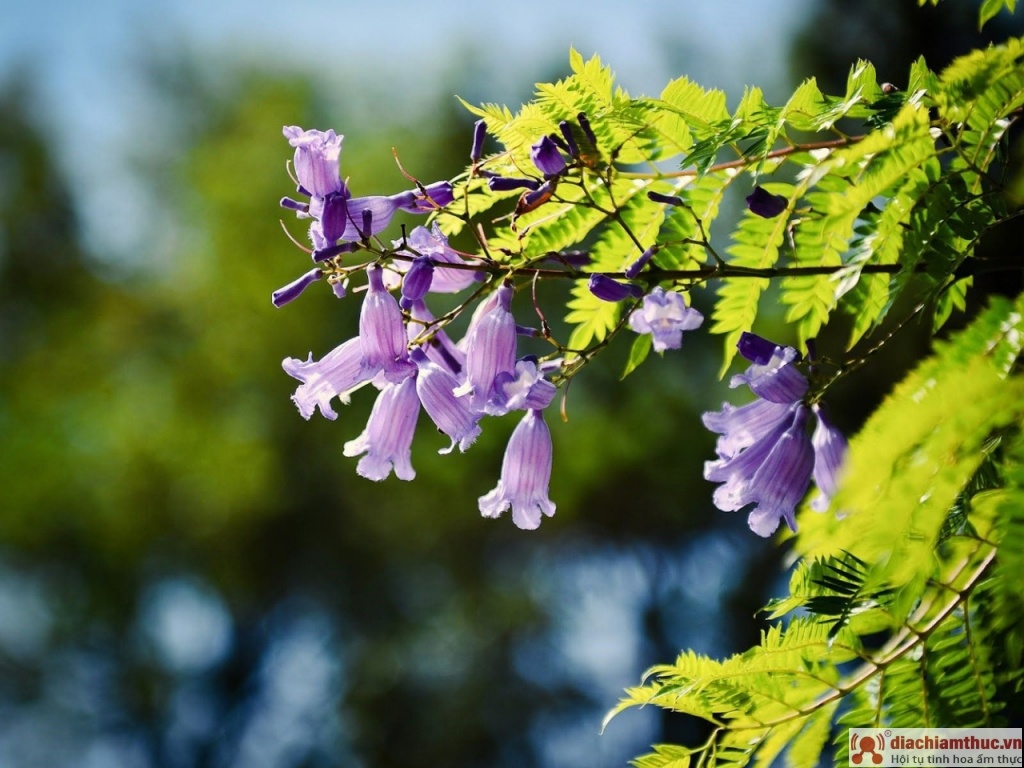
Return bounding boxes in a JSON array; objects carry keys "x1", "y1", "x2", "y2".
[{"x1": 2, "y1": 2, "x2": 1021, "y2": 766}]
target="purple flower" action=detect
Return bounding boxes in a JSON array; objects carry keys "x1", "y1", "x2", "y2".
[
  {"x1": 455, "y1": 282, "x2": 517, "y2": 411},
  {"x1": 283, "y1": 126, "x2": 344, "y2": 198},
  {"x1": 272, "y1": 267, "x2": 323, "y2": 307},
  {"x1": 487, "y1": 357, "x2": 557, "y2": 416},
  {"x1": 393, "y1": 224, "x2": 480, "y2": 294},
  {"x1": 530, "y1": 135, "x2": 567, "y2": 177},
  {"x1": 730, "y1": 333, "x2": 808, "y2": 403},
  {"x1": 282, "y1": 337, "x2": 373, "y2": 420},
  {"x1": 399, "y1": 256, "x2": 434, "y2": 309},
  {"x1": 558, "y1": 121, "x2": 579, "y2": 157},
  {"x1": 624, "y1": 247, "x2": 656, "y2": 280},
  {"x1": 470, "y1": 119, "x2": 487, "y2": 162},
  {"x1": 359, "y1": 265, "x2": 415, "y2": 383},
  {"x1": 406, "y1": 300, "x2": 465, "y2": 376},
  {"x1": 411, "y1": 348, "x2": 482, "y2": 454},
  {"x1": 627, "y1": 287, "x2": 704, "y2": 352},
  {"x1": 487, "y1": 176, "x2": 542, "y2": 192},
  {"x1": 746, "y1": 186, "x2": 788, "y2": 219},
  {"x1": 703, "y1": 398, "x2": 795, "y2": 460},
  {"x1": 588, "y1": 274, "x2": 643, "y2": 302},
  {"x1": 343, "y1": 375, "x2": 420, "y2": 481},
  {"x1": 810, "y1": 403, "x2": 848, "y2": 512},
  {"x1": 704, "y1": 403, "x2": 813, "y2": 536},
  {"x1": 479, "y1": 409, "x2": 556, "y2": 530}
]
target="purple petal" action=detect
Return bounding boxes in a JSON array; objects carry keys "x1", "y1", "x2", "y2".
[
  {"x1": 283, "y1": 126, "x2": 344, "y2": 199},
  {"x1": 702, "y1": 398, "x2": 794, "y2": 459},
  {"x1": 627, "y1": 287, "x2": 704, "y2": 352},
  {"x1": 730, "y1": 342, "x2": 808, "y2": 403},
  {"x1": 746, "y1": 186, "x2": 788, "y2": 219},
  {"x1": 530, "y1": 135, "x2": 567, "y2": 177},
  {"x1": 456, "y1": 282, "x2": 517, "y2": 410},
  {"x1": 811, "y1": 403, "x2": 848, "y2": 512},
  {"x1": 359, "y1": 265, "x2": 415, "y2": 383},
  {"x1": 399, "y1": 256, "x2": 434, "y2": 309},
  {"x1": 588, "y1": 274, "x2": 642, "y2": 302},
  {"x1": 411, "y1": 348, "x2": 481, "y2": 454},
  {"x1": 282, "y1": 337, "x2": 371, "y2": 420}
]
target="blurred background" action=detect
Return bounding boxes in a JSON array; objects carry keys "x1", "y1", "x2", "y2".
[{"x1": 1, "y1": 1, "x2": 1021, "y2": 766}]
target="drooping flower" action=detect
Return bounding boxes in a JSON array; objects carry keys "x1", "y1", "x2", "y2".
[
  {"x1": 282, "y1": 337, "x2": 373, "y2": 420},
  {"x1": 411, "y1": 347, "x2": 482, "y2": 454},
  {"x1": 339, "y1": 182, "x2": 454, "y2": 241},
  {"x1": 455, "y1": 282, "x2": 517, "y2": 411},
  {"x1": 283, "y1": 126, "x2": 344, "y2": 198},
  {"x1": 628, "y1": 287, "x2": 704, "y2": 352},
  {"x1": 810, "y1": 403, "x2": 848, "y2": 512},
  {"x1": 479, "y1": 409, "x2": 556, "y2": 530},
  {"x1": 745, "y1": 186, "x2": 788, "y2": 219},
  {"x1": 704, "y1": 403, "x2": 814, "y2": 536},
  {"x1": 703, "y1": 332, "x2": 848, "y2": 536},
  {"x1": 359, "y1": 265, "x2": 415, "y2": 383},
  {"x1": 343, "y1": 375, "x2": 420, "y2": 481}
]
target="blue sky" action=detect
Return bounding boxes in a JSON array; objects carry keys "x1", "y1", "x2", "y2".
[{"x1": 1, "y1": 0, "x2": 809, "y2": 256}]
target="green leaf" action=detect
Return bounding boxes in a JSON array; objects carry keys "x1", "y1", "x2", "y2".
[
  {"x1": 622, "y1": 332, "x2": 651, "y2": 379},
  {"x1": 979, "y1": 0, "x2": 1016, "y2": 29}
]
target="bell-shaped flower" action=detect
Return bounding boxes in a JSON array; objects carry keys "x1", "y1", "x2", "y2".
[
  {"x1": 282, "y1": 337, "x2": 373, "y2": 420},
  {"x1": 479, "y1": 409, "x2": 557, "y2": 530},
  {"x1": 343, "y1": 375, "x2": 420, "y2": 481},
  {"x1": 411, "y1": 348, "x2": 482, "y2": 454},
  {"x1": 399, "y1": 257, "x2": 434, "y2": 310},
  {"x1": 359, "y1": 265, "x2": 415, "y2": 383},
  {"x1": 530, "y1": 135, "x2": 567, "y2": 178},
  {"x1": 729, "y1": 332, "x2": 808, "y2": 403},
  {"x1": 283, "y1": 126, "x2": 344, "y2": 198},
  {"x1": 810, "y1": 403, "x2": 848, "y2": 512},
  {"x1": 628, "y1": 287, "x2": 704, "y2": 352},
  {"x1": 455, "y1": 282, "x2": 517, "y2": 411},
  {"x1": 703, "y1": 398, "x2": 795, "y2": 460},
  {"x1": 704, "y1": 403, "x2": 814, "y2": 537}
]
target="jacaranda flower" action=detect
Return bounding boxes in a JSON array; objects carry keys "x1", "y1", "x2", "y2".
[
  {"x1": 810, "y1": 403, "x2": 848, "y2": 512},
  {"x1": 486, "y1": 357, "x2": 557, "y2": 416},
  {"x1": 455, "y1": 282, "x2": 517, "y2": 411},
  {"x1": 272, "y1": 267, "x2": 323, "y2": 308},
  {"x1": 283, "y1": 126, "x2": 344, "y2": 198},
  {"x1": 479, "y1": 409, "x2": 556, "y2": 530},
  {"x1": 282, "y1": 337, "x2": 373, "y2": 421},
  {"x1": 391, "y1": 224, "x2": 479, "y2": 295},
  {"x1": 588, "y1": 274, "x2": 643, "y2": 302},
  {"x1": 704, "y1": 403, "x2": 813, "y2": 536},
  {"x1": 399, "y1": 257, "x2": 434, "y2": 310},
  {"x1": 359, "y1": 265, "x2": 415, "y2": 383},
  {"x1": 530, "y1": 135, "x2": 568, "y2": 178},
  {"x1": 703, "y1": 332, "x2": 848, "y2": 536},
  {"x1": 343, "y1": 375, "x2": 420, "y2": 481},
  {"x1": 411, "y1": 348, "x2": 482, "y2": 454},
  {"x1": 339, "y1": 182, "x2": 454, "y2": 241},
  {"x1": 628, "y1": 287, "x2": 704, "y2": 352}
]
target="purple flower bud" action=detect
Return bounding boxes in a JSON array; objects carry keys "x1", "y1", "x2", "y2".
[
  {"x1": 577, "y1": 112, "x2": 597, "y2": 146},
  {"x1": 330, "y1": 278, "x2": 347, "y2": 299},
  {"x1": 393, "y1": 224, "x2": 479, "y2": 294},
  {"x1": 282, "y1": 337, "x2": 372, "y2": 420},
  {"x1": 558, "y1": 121, "x2": 579, "y2": 157},
  {"x1": 479, "y1": 409, "x2": 556, "y2": 530},
  {"x1": 588, "y1": 274, "x2": 643, "y2": 302},
  {"x1": 272, "y1": 267, "x2": 323, "y2": 308},
  {"x1": 488, "y1": 176, "x2": 541, "y2": 192},
  {"x1": 746, "y1": 186, "x2": 788, "y2": 219},
  {"x1": 624, "y1": 247, "x2": 656, "y2": 280},
  {"x1": 399, "y1": 257, "x2": 434, "y2": 309},
  {"x1": 647, "y1": 191, "x2": 684, "y2": 207},
  {"x1": 627, "y1": 287, "x2": 704, "y2": 351},
  {"x1": 470, "y1": 119, "x2": 487, "y2": 162},
  {"x1": 283, "y1": 126, "x2": 345, "y2": 198},
  {"x1": 403, "y1": 181, "x2": 455, "y2": 212},
  {"x1": 312, "y1": 241, "x2": 359, "y2": 263},
  {"x1": 360, "y1": 265, "x2": 415, "y2": 383},
  {"x1": 545, "y1": 250, "x2": 591, "y2": 269},
  {"x1": 411, "y1": 347, "x2": 482, "y2": 454},
  {"x1": 280, "y1": 197, "x2": 308, "y2": 213},
  {"x1": 520, "y1": 180, "x2": 556, "y2": 211},
  {"x1": 737, "y1": 332, "x2": 780, "y2": 365},
  {"x1": 319, "y1": 192, "x2": 349, "y2": 244},
  {"x1": 810, "y1": 403, "x2": 848, "y2": 512},
  {"x1": 530, "y1": 136, "x2": 567, "y2": 177},
  {"x1": 343, "y1": 375, "x2": 420, "y2": 481}
]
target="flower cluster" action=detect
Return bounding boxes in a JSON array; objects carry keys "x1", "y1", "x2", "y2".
[
  {"x1": 276, "y1": 126, "x2": 560, "y2": 529},
  {"x1": 273, "y1": 122, "x2": 848, "y2": 537},
  {"x1": 703, "y1": 333, "x2": 847, "y2": 537}
]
